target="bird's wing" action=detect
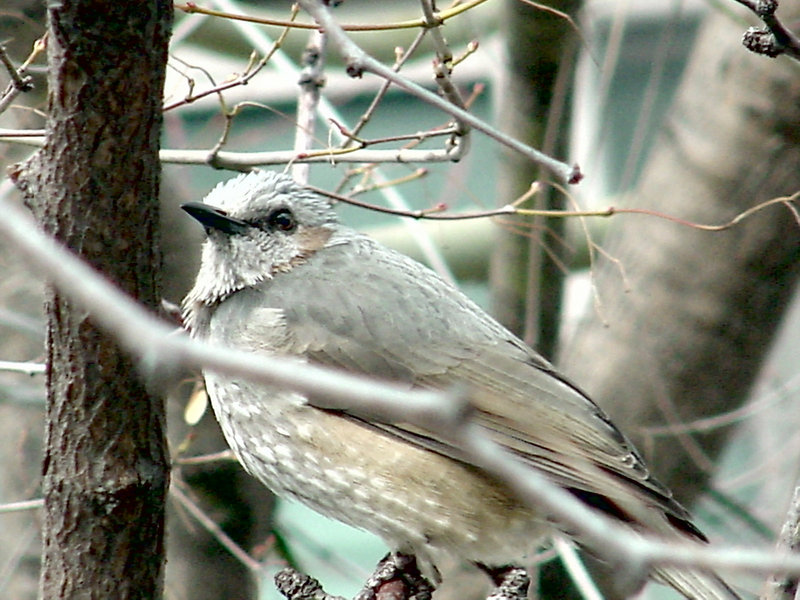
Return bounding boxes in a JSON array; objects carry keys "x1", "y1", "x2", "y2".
[{"x1": 221, "y1": 237, "x2": 697, "y2": 535}]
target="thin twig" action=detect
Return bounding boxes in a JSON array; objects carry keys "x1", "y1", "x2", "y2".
[
  {"x1": 303, "y1": 184, "x2": 800, "y2": 231},
  {"x1": 340, "y1": 28, "x2": 428, "y2": 152},
  {"x1": 0, "y1": 40, "x2": 43, "y2": 115},
  {"x1": 419, "y1": 0, "x2": 472, "y2": 145},
  {"x1": 175, "y1": 450, "x2": 237, "y2": 465},
  {"x1": 297, "y1": 0, "x2": 582, "y2": 184},
  {"x1": 330, "y1": 121, "x2": 460, "y2": 147},
  {"x1": 0, "y1": 46, "x2": 34, "y2": 92},
  {"x1": 164, "y1": 50, "x2": 271, "y2": 112},
  {"x1": 175, "y1": 0, "x2": 491, "y2": 32},
  {"x1": 0, "y1": 498, "x2": 45, "y2": 514},
  {"x1": 171, "y1": 480, "x2": 263, "y2": 573},
  {"x1": 0, "y1": 360, "x2": 46, "y2": 375},
  {"x1": 642, "y1": 370, "x2": 800, "y2": 437},
  {"x1": 553, "y1": 537, "x2": 605, "y2": 600}
]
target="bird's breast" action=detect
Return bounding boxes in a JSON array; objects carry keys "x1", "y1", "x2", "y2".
[{"x1": 203, "y1": 372, "x2": 547, "y2": 566}]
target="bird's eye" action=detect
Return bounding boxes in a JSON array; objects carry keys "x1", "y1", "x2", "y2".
[{"x1": 265, "y1": 208, "x2": 296, "y2": 233}]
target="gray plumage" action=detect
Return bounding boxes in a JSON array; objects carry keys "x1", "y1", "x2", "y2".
[{"x1": 182, "y1": 170, "x2": 739, "y2": 599}]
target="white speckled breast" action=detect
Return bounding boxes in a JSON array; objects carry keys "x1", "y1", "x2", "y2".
[{"x1": 204, "y1": 371, "x2": 545, "y2": 567}]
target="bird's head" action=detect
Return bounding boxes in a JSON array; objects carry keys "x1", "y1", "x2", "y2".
[{"x1": 181, "y1": 171, "x2": 339, "y2": 319}]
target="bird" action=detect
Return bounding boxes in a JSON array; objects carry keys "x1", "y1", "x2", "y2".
[{"x1": 181, "y1": 170, "x2": 740, "y2": 600}]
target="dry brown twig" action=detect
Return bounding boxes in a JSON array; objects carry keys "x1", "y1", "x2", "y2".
[
  {"x1": 174, "y1": 0, "x2": 490, "y2": 32},
  {"x1": 305, "y1": 182, "x2": 800, "y2": 231}
]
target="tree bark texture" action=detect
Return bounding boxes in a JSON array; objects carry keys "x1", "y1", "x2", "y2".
[
  {"x1": 10, "y1": 1, "x2": 172, "y2": 598},
  {"x1": 490, "y1": 0, "x2": 582, "y2": 358},
  {"x1": 559, "y1": 9, "x2": 800, "y2": 506}
]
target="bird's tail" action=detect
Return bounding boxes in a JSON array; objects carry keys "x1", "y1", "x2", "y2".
[{"x1": 654, "y1": 566, "x2": 741, "y2": 600}]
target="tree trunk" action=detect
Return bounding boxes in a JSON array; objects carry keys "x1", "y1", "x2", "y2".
[
  {"x1": 490, "y1": 0, "x2": 582, "y2": 358},
  {"x1": 10, "y1": 1, "x2": 172, "y2": 598}
]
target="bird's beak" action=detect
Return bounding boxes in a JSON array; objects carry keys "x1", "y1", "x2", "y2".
[{"x1": 181, "y1": 202, "x2": 250, "y2": 236}]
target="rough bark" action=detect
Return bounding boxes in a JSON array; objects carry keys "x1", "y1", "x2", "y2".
[
  {"x1": 9, "y1": 1, "x2": 172, "y2": 598},
  {"x1": 490, "y1": 0, "x2": 582, "y2": 357},
  {"x1": 559, "y1": 9, "x2": 800, "y2": 510}
]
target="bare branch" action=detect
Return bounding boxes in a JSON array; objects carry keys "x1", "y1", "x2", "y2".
[
  {"x1": 0, "y1": 46, "x2": 34, "y2": 93},
  {"x1": 0, "y1": 498, "x2": 45, "y2": 514},
  {"x1": 0, "y1": 40, "x2": 43, "y2": 115},
  {"x1": 553, "y1": 537, "x2": 605, "y2": 600},
  {"x1": 292, "y1": 28, "x2": 328, "y2": 184},
  {"x1": 338, "y1": 29, "x2": 429, "y2": 152},
  {"x1": 3, "y1": 181, "x2": 800, "y2": 580},
  {"x1": 296, "y1": 0, "x2": 582, "y2": 185},
  {"x1": 0, "y1": 360, "x2": 46, "y2": 375},
  {"x1": 1, "y1": 133, "x2": 466, "y2": 165}
]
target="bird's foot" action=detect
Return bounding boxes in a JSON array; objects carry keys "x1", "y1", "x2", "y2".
[
  {"x1": 477, "y1": 565, "x2": 530, "y2": 600},
  {"x1": 354, "y1": 552, "x2": 434, "y2": 600},
  {"x1": 274, "y1": 567, "x2": 346, "y2": 600}
]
